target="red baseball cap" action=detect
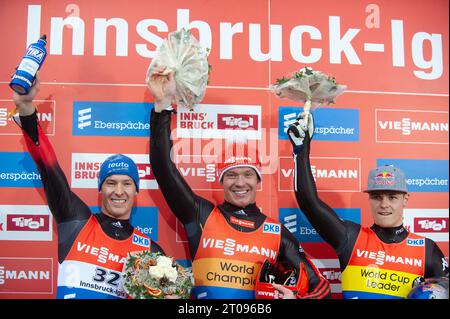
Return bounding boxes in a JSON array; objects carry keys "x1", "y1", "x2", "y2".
[{"x1": 217, "y1": 142, "x2": 262, "y2": 182}]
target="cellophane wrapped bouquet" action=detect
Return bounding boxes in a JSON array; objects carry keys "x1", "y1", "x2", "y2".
[
  {"x1": 146, "y1": 28, "x2": 211, "y2": 110},
  {"x1": 271, "y1": 66, "x2": 346, "y2": 113},
  {"x1": 122, "y1": 251, "x2": 193, "y2": 299}
]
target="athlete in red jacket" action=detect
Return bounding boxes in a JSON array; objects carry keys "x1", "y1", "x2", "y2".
[
  {"x1": 147, "y1": 67, "x2": 330, "y2": 299},
  {"x1": 12, "y1": 74, "x2": 165, "y2": 299},
  {"x1": 286, "y1": 112, "x2": 448, "y2": 299}
]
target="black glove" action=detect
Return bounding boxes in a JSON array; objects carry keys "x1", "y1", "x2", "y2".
[{"x1": 287, "y1": 112, "x2": 314, "y2": 154}]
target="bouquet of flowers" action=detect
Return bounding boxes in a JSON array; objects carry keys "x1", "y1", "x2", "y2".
[
  {"x1": 122, "y1": 251, "x2": 193, "y2": 299},
  {"x1": 271, "y1": 66, "x2": 346, "y2": 115},
  {"x1": 146, "y1": 28, "x2": 211, "y2": 110}
]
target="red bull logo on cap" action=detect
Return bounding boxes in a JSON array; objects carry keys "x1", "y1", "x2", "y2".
[
  {"x1": 376, "y1": 172, "x2": 393, "y2": 178},
  {"x1": 374, "y1": 171, "x2": 395, "y2": 185},
  {"x1": 364, "y1": 165, "x2": 408, "y2": 193}
]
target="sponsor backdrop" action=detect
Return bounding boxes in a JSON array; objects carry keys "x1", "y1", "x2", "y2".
[{"x1": 0, "y1": 0, "x2": 448, "y2": 298}]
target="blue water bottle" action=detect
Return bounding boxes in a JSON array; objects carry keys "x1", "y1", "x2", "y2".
[{"x1": 10, "y1": 34, "x2": 47, "y2": 95}]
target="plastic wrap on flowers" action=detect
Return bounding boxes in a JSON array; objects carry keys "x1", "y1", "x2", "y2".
[
  {"x1": 271, "y1": 67, "x2": 346, "y2": 113},
  {"x1": 122, "y1": 251, "x2": 193, "y2": 299},
  {"x1": 146, "y1": 29, "x2": 211, "y2": 110}
]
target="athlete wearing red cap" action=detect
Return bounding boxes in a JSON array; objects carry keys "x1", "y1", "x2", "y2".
[
  {"x1": 148, "y1": 67, "x2": 330, "y2": 299},
  {"x1": 287, "y1": 112, "x2": 448, "y2": 299},
  {"x1": 12, "y1": 75, "x2": 165, "y2": 299}
]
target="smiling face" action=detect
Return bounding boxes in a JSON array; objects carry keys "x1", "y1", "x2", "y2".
[
  {"x1": 100, "y1": 174, "x2": 137, "y2": 220},
  {"x1": 368, "y1": 191, "x2": 409, "y2": 228},
  {"x1": 221, "y1": 167, "x2": 260, "y2": 208}
]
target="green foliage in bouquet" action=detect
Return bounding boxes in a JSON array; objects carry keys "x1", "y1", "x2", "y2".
[{"x1": 123, "y1": 251, "x2": 193, "y2": 299}]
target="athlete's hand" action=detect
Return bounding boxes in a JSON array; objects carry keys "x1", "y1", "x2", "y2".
[
  {"x1": 12, "y1": 72, "x2": 40, "y2": 116},
  {"x1": 287, "y1": 112, "x2": 314, "y2": 154},
  {"x1": 271, "y1": 283, "x2": 296, "y2": 299},
  {"x1": 147, "y1": 66, "x2": 177, "y2": 113}
]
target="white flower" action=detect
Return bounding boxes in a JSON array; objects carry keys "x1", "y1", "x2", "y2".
[
  {"x1": 148, "y1": 256, "x2": 178, "y2": 283},
  {"x1": 156, "y1": 256, "x2": 174, "y2": 268},
  {"x1": 148, "y1": 265, "x2": 165, "y2": 280},
  {"x1": 165, "y1": 266, "x2": 178, "y2": 283}
]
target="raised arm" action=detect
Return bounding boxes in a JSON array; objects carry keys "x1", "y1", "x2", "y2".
[
  {"x1": 150, "y1": 108, "x2": 213, "y2": 226},
  {"x1": 147, "y1": 68, "x2": 214, "y2": 258},
  {"x1": 13, "y1": 74, "x2": 91, "y2": 224},
  {"x1": 288, "y1": 113, "x2": 349, "y2": 253}
]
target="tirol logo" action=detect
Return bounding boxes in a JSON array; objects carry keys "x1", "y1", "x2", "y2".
[
  {"x1": 279, "y1": 156, "x2": 361, "y2": 192},
  {"x1": 414, "y1": 218, "x2": 448, "y2": 233},
  {"x1": 279, "y1": 208, "x2": 360, "y2": 242},
  {"x1": 72, "y1": 101, "x2": 152, "y2": 137},
  {"x1": 278, "y1": 107, "x2": 359, "y2": 141},
  {"x1": 0, "y1": 100, "x2": 55, "y2": 136},
  {"x1": 0, "y1": 205, "x2": 53, "y2": 241},
  {"x1": 0, "y1": 257, "x2": 53, "y2": 294},
  {"x1": 403, "y1": 209, "x2": 449, "y2": 242},
  {"x1": 72, "y1": 153, "x2": 157, "y2": 189},
  {"x1": 0, "y1": 153, "x2": 42, "y2": 188},
  {"x1": 7, "y1": 214, "x2": 50, "y2": 232},
  {"x1": 217, "y1": 114, "x2": 258, "y2": 130},
  {"x1": 377, "y1": 159, "x2": 448, "y2": 192},
  {"x1": 312, "y1": 259, "x2": 342, "y2": 295},
  {"x1": 376, "y1": 109, "x2": 449, "y2": 144},
  {"x1": 177, "y1": 104, "x2": 261, "y2": 140}
]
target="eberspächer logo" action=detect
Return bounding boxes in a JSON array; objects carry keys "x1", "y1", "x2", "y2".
[
  {"x1": 279, "y1": 208, "x2": 360, "y2": 242},
  {"x1": 0, "y1": 153, "x2": 42, "y2": 188},
  {"x1": 278, "y1": 107, "x2": 359, "y2": 141},
  {"x1": 72, "y1": 101, "x2": 152, "y2": 137}
]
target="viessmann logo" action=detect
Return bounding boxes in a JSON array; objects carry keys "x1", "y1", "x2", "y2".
[
  {"x1": 71, "y1": 153, "x2": 157, "y2": 189},
  {"x1": 403, "y1": 209, "x2": 449, "y2": 242},
  {"x1": 177, "y1": 104, "x2": 261, "y2": 140},
  {"x1": 72, "y1": 101, "x2": 152, "y2": 137},
  {"x1": 376, "y1": 109, "x2": 449, "y2": 144},
  {"x1": 278, "y1": 107, "x2": 359, "y2": 141},
  {"x1": 0, "y1": 257, "x2": 53, "y2": 294},
  {"x1": 176, "y1": 155, "x2": 221, "y2": 190},
  {"x1": 0, "y1": 100, "x2": 55, "y2": 136},
  {"x1": 278, "y1": 156, "x2": 361, "y2": 192},
  {"x1": 0, "y1": 205, "x2": 53, "y2": 241}
]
